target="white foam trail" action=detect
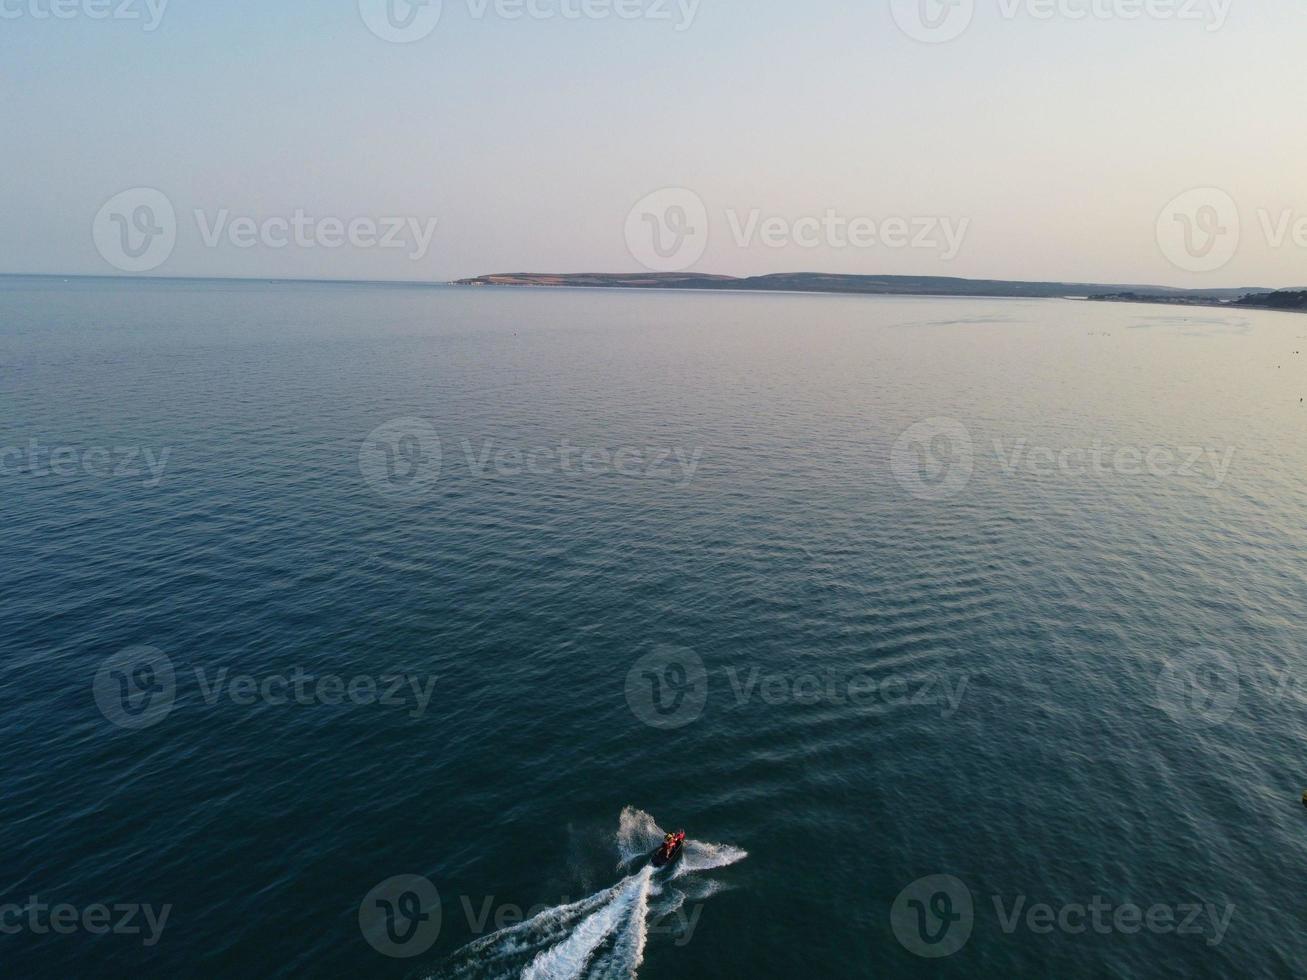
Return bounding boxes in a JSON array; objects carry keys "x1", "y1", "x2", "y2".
[
  {"x1": 433, "y1": 889, "x2": 619, "y2": 978},
  {"x1": 430, "y1": 808, "x2": 744, "y2": 980},
  {"x1": 587, "y1": 872, "x2": 651, "y2": 980},
  {"x1": 521, "y1": 868, "x2": 652, "y2": 980}
]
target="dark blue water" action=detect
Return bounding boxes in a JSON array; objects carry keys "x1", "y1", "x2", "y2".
[{"x1": 3, "y1": 276, "x2": 1307, "y2": 978}]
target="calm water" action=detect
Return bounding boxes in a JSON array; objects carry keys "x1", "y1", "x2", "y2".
[{"x1": 3, "y1": 277, "x2": 1307, "y2": 978}]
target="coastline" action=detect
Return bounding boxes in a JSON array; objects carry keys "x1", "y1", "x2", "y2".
[{"x1": 455, "y1": 272, "x2": 1306, "y2": 315}]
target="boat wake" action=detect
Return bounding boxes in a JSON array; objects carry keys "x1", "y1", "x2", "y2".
[{"x1": 429, "y1": 808, "x2": 746, "y2": 980}]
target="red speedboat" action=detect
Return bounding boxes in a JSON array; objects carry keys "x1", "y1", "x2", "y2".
[{"x1": 652, "y1": 831, "x2": 686, "y2": 868}]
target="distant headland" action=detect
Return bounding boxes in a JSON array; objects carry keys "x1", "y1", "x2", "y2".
[{"x1": 456, "y1": 272, "x2": 1303, "y2": 310}]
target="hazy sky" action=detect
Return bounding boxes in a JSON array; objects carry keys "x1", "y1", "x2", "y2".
[{"x1": 3, "y1": 0, "x2": 1306, "y2": 287}]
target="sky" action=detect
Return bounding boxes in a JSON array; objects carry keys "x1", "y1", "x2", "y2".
[{"x1": 2, "y1": 0, "x2": 1306, "y2": 288}]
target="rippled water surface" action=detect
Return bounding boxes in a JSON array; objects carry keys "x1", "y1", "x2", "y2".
[{"x1": 3, "y1": 277, "x2": 1307, "y2": 978}]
